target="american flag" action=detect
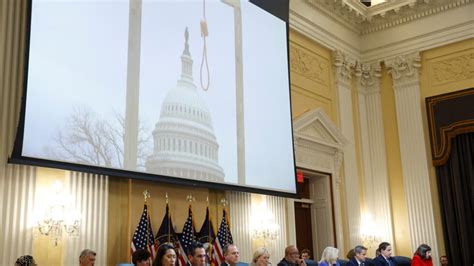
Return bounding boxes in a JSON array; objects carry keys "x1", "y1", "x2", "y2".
[
  {"x1": 212, "y1": 209, "x2": 233, "y2": 266},
  {"x1": 178, "y1": 206, "x2": 196, "y2": 266},
  {"x1": 131, "y1": 204, "x2": 156, "y2": 260},
  {"x1": 197, "y1": 207, "x2": 216, "y2": 265}
]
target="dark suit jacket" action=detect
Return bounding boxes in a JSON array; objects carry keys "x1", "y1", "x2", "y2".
[
  {"x1": 277, "y1": 258, "x2": 298, "y2": 266},
  {"x1": 347, "y1": 258, "x2": 375, "y2": 266},
  {"x1": 373, "y1": 255, "x2": 397, "y2": 266},
  {"x1": 220, "y1": 262, "x2": 230, "y2": 266}
]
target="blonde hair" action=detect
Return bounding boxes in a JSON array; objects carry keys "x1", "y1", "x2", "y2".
[
  {"x1": 252, "y1": 247, "x2": 270, "y2": 263},
  {"x1": 319, "y1": 247, "x2": 339, "y2": 264}
]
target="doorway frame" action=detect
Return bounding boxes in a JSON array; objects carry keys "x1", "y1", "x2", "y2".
[{"x1": 288, "y1": 108, "x2": 347, "y2": 254}]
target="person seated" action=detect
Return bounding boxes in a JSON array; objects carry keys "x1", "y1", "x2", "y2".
[
  {"x1": 439, "y1": 255, "x2": 448, "y2": 266},
  {"x1": 348, "y1": 245, "x2": 367, "y2": 266},
  {"x1": 278, "y1": 245, "x2": 306, "y2": 266},
  {"x1": 15, "y1": 255, "x2": 37, "y2": 266},
  {"x1": 221, "y1": 244, "x2": 240, "y2": 266},
  {"x1": 411, "y1": 244, "x2": 432, "y2": 266},
  {"x1": 80, "y1": 249, "x2": 97, "y2": 266},
  {"x1": 188, "y1": 242, "x2": 206, "y2": 266},
  {"x1": 252, "y1": 247, "x2": 271, "y2": 266},
  {"x1": 373, "y1": 242, "x2": 397, "y2": 266},
  {"x1": 153, "y1": 244, "x2": 177, "y2": 266},
  {"x1": 301, "y1": 249, "x2": 311, "y2": 261},
  {"x1": 132, "y1": 249, "x2": 151, "y2": 266},
  {"x1": 318, "y1": 247, "x2": 340, "y2": 266}
]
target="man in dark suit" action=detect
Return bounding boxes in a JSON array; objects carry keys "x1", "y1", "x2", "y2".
[
  {"x1": 188, "y1": 242, "x2": 206, "y2": 266},
  {"x1": 348, "y1": 246, "x2": 368, "y2": 266},
  {"x1": 221, "y1": 244, "x2": 240, "y2": 266},
  {"x1": 278, "y1": 245, "x2": 307, "y2": 266}
]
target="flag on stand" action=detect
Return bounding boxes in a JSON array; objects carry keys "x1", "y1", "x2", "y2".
[
  {"x1": 131, "y1": 204, "x2": 157, "y2": 260},
  {"x1": 178, "y1": 206, "x2": 196, "y2": 266},
  {"x1": 212, "y1": 209, "x2": 233, "y2": 266},
  {"x1": 197, "y1": 207, "x2": 216, "y2": 265},
  {"x1": 155, "y1": 203, "x2": 179, "y2": 248}
]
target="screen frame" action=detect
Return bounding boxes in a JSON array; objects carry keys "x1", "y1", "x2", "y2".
[{"x1": 9, "y1": 0, "x2": 299, "y2": 198}]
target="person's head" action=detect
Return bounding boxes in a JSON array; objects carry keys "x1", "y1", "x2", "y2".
[
  {"x1": 133, "y1": 249, "x2": 151, "y2": 266},
  {"x1": 353, "y1": 245, "x2": 367, "y2": 262},
  {"x1": 153, "y1": 244, "x2": 177, "y2": 266},
  {"x1": 79, "y1": 249, "x2": 97, "y2": 266},
  {"x1": 377, "y1": 242, "x2": 392, "y2": 259},
  {"x1": 223, "y1": 244, "x2": 240, "y2": 266},
  {"x1": 439, "y1": 255, "x2": 448, "y2": 265},
  {"x1": 252, "y1": 247, "x2": 270, "y2": 266},
  {"x1": 319, "y1": 247, "x2": 339, "y2": 264},
  {"x1": 15, "y1": 255, "x2": 37, "y2": 266},
  {"x1": 188, "y1": 242, "x2": 206, "y2": 266},
  {"x1": 414, "y1": 244, "x2": 432, "y2": 260},
  {"x1": 346, "y1": 249, "x2": 355, "y2": 260},
  {"x1": 284, "y1": 245, "x2": 300, "y2": 264},
  {"x1": 301, "y1": 249, "x2": 311, "y2": 260}
]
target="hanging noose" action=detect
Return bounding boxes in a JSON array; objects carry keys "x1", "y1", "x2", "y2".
[{"x1": 200, "y1": 0, "x2": 210, "y2": 91}]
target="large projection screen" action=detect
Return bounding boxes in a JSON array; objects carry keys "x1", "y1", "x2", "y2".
[{"x1": 10, "y1": 0, "x2": 296, "y2": 196}]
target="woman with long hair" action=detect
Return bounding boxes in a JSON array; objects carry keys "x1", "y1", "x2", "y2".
[
  {"x1": 153, "y1": 244, "x2": 177, "y2": 266},
  {"x1": 373, "y1": 242, "x2": 397, "y2": 266},
  {"x1": 318, "y1": 247, "x2": 340, "y2": 266},
  {"x1": 411, "y1": 244, "x2": 433, "y2": 266}
]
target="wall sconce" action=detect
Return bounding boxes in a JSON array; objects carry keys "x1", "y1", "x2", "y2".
[
  {"x1": 250, "y1": 202, "x2": 280, "y2": 245},
  {"x1": 360, "y1": 213, "x2": 381, "y2": 249},
  {"x1": 34, "y1": 181, "x2": 80, "y2": 246}
]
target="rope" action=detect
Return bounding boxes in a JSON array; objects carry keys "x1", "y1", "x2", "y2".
[{"x1": 200, "y1": 0, "x2": 210, "y2": 91}]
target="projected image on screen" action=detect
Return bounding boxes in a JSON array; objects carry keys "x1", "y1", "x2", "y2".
[{"x1": 21, "y1": 0, "x2": 295, "y2": 194}]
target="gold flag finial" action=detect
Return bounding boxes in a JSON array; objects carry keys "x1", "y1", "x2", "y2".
[
  {"x1": 143, "y1": 190, "x2": 151, "y2": 203},
  {"x1": 165, "y1": 192, "x2": 169, "y2": 204},
  {"x1": 220, "y1": 198, "x2": 228, "y2": 207},
  {"x1": 186, "y1": 194, "x2": 195, "y2": 203}
]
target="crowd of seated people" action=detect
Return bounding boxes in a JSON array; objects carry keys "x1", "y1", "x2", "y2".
[{"x1": 14, "y1": 241, "x2": 447, "y2": 266}]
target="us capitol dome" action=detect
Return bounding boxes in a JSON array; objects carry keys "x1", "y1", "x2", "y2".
[{"x1": 146, "y1": 28, "x2": 225, "y2": 182}]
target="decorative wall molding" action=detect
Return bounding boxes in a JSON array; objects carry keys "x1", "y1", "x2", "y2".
[
  {"x1": 290, "y1": 0, "x2": 473, "y2": 63},
  {"x1": 304, "y1": 0, "x2": 473, "y2": 35},
  {"x1": 431, "y1": 53, "x2": 474, "y2": 85},
  {"x1": 387, "y1": 53, "x2": 440, "y2": 259},
  {"x1": 290, "y1": 44, "x2": 330, "y2": 85},
  {"x1": 292, "y1": 108, "x2": 348, "y2": 252}
]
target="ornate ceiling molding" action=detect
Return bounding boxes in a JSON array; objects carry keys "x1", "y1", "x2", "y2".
[{"x1": 305, "y1": 0, "x2": 472, "y2": 35}]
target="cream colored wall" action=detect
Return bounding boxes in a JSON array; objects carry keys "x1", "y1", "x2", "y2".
[{"x1": 419, "y1": 38, "x2": 474, "y2": 258}]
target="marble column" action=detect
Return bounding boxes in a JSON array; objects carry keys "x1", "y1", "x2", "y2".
[
  {"x1": 333, "y1": 50, "x2": 361, "y2": 247},
  {"x1": 385, "y1": 53, "x2": 439, "y2": 258},
  {"x1": 355, "y1": 62, "x2": 394, "y2": 247}
]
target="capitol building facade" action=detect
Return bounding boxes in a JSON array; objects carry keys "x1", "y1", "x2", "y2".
[{"x1": 146, "y1": 28, "x2": 225, "y2": 182}]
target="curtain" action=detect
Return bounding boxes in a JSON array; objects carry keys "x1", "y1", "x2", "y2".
[{"x1": 435, "y1": 133, "x2": 474, "y2": 266}]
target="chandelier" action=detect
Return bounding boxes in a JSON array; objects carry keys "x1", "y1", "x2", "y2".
[
  {"x1": 250, "y1": 201, "x2": 280, "y2": 244},
  {"x1": 35, "y1": 181, "x2": 80, "y2": 246}
]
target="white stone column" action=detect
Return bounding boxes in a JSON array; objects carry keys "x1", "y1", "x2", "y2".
[
  {"x1": 385, "y1": 53, "x2": 439, "y2": 258},
  {"x1": 355, "y1": 62, "x2": 394, "y2": 247},
  {"x1": 333, "y1": 50, "x2": 361, "y2": 247},
  {"x1": 227, "y1": 191, "x2": 252, "y2": 263}
]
